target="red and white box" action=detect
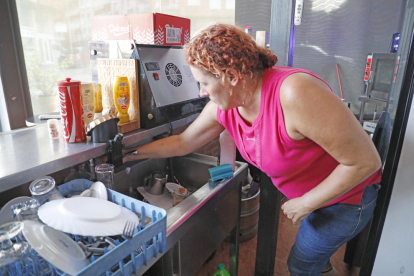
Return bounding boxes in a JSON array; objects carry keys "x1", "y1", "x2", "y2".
[{"x1": 92, "y1": 13, "x2": 191, "y2": 45}]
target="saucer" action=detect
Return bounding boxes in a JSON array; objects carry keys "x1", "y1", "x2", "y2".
[{"x1": 22, "y1": 220, "x2": 90, "y2": 275}]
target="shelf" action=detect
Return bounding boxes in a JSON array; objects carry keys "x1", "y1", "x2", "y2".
[{"x1": 358, "y1": 96, "x2": 388, "y2": 107}]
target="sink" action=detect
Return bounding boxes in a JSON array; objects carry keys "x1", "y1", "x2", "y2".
[
  {"x1": 113, "y1": 153, "x2": 248, "y2": 275},
  {"x1": 117, "y1": 153, "x2": 215, "y2": 194}
]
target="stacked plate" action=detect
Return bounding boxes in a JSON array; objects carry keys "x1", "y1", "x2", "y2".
[{"x1": 38, "y1": 197, "x2": 139, "y2": 237}]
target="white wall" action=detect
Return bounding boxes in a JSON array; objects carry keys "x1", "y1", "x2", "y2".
[{"x1": 372, "y1": 97, "x2": 414, "y2": 274}]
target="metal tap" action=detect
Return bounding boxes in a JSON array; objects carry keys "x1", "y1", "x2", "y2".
[{"x1": 107, "y1": 133, "x2": 137, "y2": 168}]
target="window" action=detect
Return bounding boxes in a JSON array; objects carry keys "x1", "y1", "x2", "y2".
[
  {"x1": 188, "y1": 0, "x2": 200, "y2": 6},
  {"x1": 209, "y1": 0, "x2": 222, "y2": 10},
  {"x1": 15, "y1": 0, "x2": 235, "y2": 115},
  {"x1": 0, "y1": 75, "x2": 10, "y2": 132},
  {"x1": 225, "y1": 0, "x2": 235, "y2": 10}
]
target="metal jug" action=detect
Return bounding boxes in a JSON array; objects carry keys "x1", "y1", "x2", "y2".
[{"x1": 144, "y1": 171, "x2": 168, "y2": 195}]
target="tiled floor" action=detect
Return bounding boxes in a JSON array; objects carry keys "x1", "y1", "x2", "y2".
[{"x1": 195, "y1": 202, "x2": 352, "y2": 276}]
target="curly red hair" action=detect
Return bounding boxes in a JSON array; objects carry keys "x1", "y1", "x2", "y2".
[{"x1": 184, "y1": 24, "x2": 278, "y2": 81}]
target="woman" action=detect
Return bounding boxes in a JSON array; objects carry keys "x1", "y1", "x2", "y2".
[{"x1": 124, "y1": 24, "x2": 382, "y2": 275}]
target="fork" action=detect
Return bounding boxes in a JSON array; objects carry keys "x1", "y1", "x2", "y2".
[{"x1": 123, "y1": 220, "x2": 136, "y2": 239}]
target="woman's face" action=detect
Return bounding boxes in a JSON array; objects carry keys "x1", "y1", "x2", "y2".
[{"x1": 190, "y1": 66, "x2": 234, "y2": 110}]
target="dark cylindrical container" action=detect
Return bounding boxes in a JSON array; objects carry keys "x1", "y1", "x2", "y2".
[
  {"x1": 226, "y1": 188, "x2": 260, "y2": 242},
  {"x1": 86, "y1": 114, "x2": 120, "y2": 143}
]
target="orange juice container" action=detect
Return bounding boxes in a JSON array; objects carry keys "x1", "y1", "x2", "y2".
[
  {"x1": 81, "y1": 83, "x2": 96, "y2": 126},
  {"x1": 93, "y1": 83, "x2": 103, "y2": 119},
  {"x1": 113, "y1": 76, "x2": 130, "y2": 124}
]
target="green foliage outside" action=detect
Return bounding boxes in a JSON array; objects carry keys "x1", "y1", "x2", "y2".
[{"x1": 26, "y1": 51, "x2": 61, "y2": 96}]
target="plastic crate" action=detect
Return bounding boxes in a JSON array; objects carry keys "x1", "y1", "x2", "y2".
[{"x1": 57, "y1": 179, "x2": 167, "y2": 276}]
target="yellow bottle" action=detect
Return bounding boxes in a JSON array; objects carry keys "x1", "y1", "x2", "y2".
[
  {"x1": 93, "y1": 83, "x2": 103, "y2": 119},
  {"x1": 113, "y1": 76, "x2": 130, "y2": 124}
]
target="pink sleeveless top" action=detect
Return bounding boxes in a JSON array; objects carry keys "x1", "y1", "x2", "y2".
[{"x1": 217, "y1": 66, "x2": 382, "y2": 206}]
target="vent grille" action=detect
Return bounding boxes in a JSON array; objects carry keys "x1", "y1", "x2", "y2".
[{"x1": 165, "y1": 63, "x2": 182, "y2": 87}]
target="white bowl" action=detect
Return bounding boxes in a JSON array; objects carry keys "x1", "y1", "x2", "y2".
[
  {"x1": 90, "y1": 181, "x2": 108, "y2": 200},
  {"x1": 165, "y1": 182, "x2": 183, "y2": 195}
]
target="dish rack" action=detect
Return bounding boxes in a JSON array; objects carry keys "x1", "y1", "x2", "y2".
[{"x1": 57, "y1": 179, "x2": 167, "y2": 276}]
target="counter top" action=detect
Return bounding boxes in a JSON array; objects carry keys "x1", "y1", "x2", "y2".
[{"x1": 0, "y1": 114, "x2": 199, "y2": 193}]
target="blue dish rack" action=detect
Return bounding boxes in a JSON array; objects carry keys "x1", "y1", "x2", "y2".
[{"x1": 57, "y1": 179, "x2": 167, "y2": 276}]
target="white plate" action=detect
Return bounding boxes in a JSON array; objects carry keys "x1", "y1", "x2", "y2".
[
  {"x1": 22, "y1": 220, "x2": 90, "y2": 275},
  {"x1": 38, "y1": 197, "x2": 139, "y2": 236},
  {"x1": 90, "y1": 181, "x2": 107, "y2": 200},
  {"x1": 165, "y1": 182, "x2": 183, "y2": 195},
  {"x1": 0, "y1": 196, "x2": 32, "y2": 226}
]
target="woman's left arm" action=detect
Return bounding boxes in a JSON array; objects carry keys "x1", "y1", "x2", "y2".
[{"x1": 279, "y1": 73, "x2": 382, "y2": 224}]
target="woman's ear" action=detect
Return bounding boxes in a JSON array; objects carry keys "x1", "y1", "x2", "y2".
[{"x1": 225, "y1": 68, "x2": 240, "y2": 87}]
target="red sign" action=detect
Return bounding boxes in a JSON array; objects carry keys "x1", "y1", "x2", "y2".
[
  {"x1": 92, "y1": 13, "x2": 191, "y2": 45},
  {"x1": 364, "y1": 55, "x2": 373, "y2": 82}
]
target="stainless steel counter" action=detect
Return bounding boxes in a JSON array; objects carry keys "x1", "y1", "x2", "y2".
[{"x1": 0, "y1": 114, "x2": 199, "y2": 193}]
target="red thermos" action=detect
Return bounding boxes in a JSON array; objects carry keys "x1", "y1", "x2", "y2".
[{"x1": 57, "y1": 78, "x2": 86, "y2": 143}]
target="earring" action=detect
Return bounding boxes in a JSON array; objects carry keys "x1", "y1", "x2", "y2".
[{"x1": 215, "y1": 74, "x2": 220, "y2": 78}]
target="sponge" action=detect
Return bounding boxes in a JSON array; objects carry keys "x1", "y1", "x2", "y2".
[{"x1": 208, "y1": 164, "x2": 234, "y2": 181}]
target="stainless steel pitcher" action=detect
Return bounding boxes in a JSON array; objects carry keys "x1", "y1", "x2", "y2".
[{"x1": 144, "y1": 171, "x2": 168, "y2": 195}]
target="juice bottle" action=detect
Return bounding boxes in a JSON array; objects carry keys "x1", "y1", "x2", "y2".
[
  {"x1": 93, "y1": 83, "x2": 103, "y2": 119},
  {"x1": 213, "y1": 263, "x2": 230, "y2": 276},
  {"x1": 81, "y1": 83, "x2": 96, "y2": 126},
  {"x1": 113, "y1": 76, "x2": 130, "y2": 124}
]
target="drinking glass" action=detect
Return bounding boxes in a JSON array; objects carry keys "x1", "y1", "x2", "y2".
[
  {"x1": 29, "y1": 176, "x2": 64, "y2": 205},
  {"x1": 172, "y1": 188, "x2": 189, "y2": 206},
  {"x1": 11, "y1": 199, "x2": 40, "y2": 222},
  {"x1": 0, "y1": 222, "x2": 30, "y2": 276},
  {"x1": 95, "y1": 164, "x2": 115, "y2": 190}
]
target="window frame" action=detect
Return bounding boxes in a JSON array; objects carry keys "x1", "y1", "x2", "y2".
[{"x1": 0, "y1": 0, "x2": 33, "y2": 130}]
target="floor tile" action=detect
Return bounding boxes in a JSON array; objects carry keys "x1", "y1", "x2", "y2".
[
  {"x1": 275, "y1": 258, "x2": 289, "y2": 275},
  {"x1": 276, "y1": 221, "x2": 298, "y2": 261},
  {"x1": 243, "y1": 235, "x2": 258, "y2": 252}
]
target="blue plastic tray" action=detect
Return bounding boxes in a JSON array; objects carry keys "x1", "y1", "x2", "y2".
[{"x1": 57, "y1": 179, "x2": 167, "y2": 276}]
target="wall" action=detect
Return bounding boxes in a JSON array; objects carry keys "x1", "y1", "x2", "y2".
[{"x1": 371, "y1": 87, "x2": 414, "y2": 275}]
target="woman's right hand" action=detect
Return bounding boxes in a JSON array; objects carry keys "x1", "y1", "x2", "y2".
[{"x1": 122, "y1": 149, "x2": 138, "y2": 163}]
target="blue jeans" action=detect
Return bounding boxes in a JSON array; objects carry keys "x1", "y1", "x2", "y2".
[{"x1": 287, "y1": 184, "x2": 380, "y2": 275}]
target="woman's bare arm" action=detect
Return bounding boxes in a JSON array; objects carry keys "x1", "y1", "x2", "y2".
[
  {"x1": 123, "y1": 101, "x2": 225, "y2": 162},
  {"x1": 280, "y1": 73, "x2": 381, "y2": 223}
]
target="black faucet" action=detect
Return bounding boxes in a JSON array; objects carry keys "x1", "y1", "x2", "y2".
[{"x1": 107, "y1": 133, "x2": 137, "y2": 168}]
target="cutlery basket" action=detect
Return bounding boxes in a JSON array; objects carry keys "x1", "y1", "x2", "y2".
[{"x1": 57, "y1": 179, "x2": 167, "y2": 276}]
